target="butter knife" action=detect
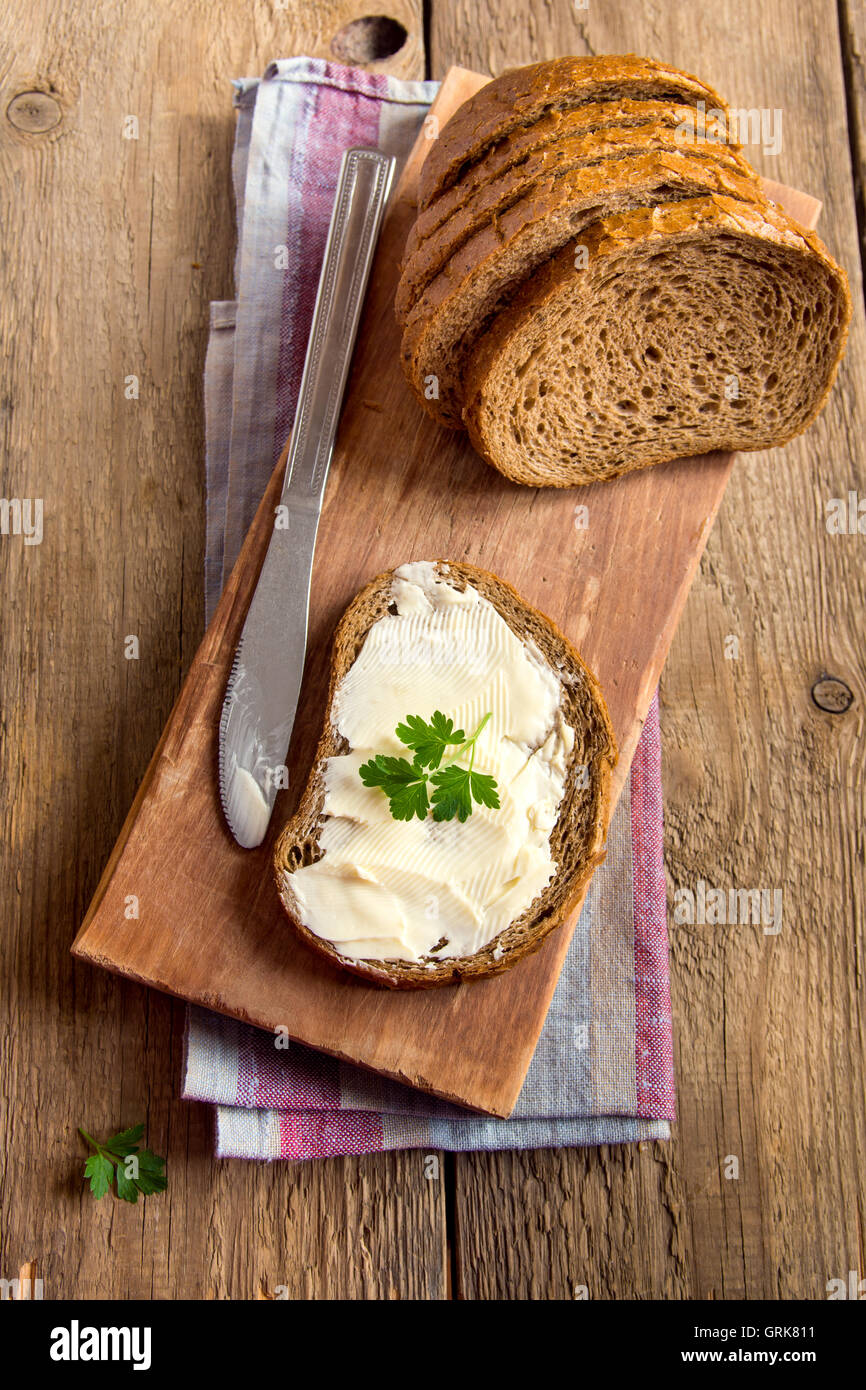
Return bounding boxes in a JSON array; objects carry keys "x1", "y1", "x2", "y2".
[{"x1": 218, "y1": 147, "x2": 395, "y2": 848}]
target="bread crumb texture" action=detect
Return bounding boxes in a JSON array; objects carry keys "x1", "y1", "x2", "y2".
[{"x1": 397, "y1": 56, "x2": 850, "y2": 477}]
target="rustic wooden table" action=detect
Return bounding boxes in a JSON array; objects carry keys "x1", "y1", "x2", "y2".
[{"x1": 1, "y1": 0, "x2": 864, "y2": 1300}]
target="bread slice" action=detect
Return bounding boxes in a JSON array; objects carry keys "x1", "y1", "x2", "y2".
[
  {"x1": 396, "y1": 130, "x2": 758, "y2": 321},
  {"x1": 417, "y1": 55, "x2": 730, "y2": 208},
  {"x1": 462, "y1": 197, "x2": 851, "y2": 486},
  {"x1": 400, "y1": 150, "x2": 770, "y2": 427},
  {"x1": 273, "y1": 561, "x2": 617, "y2": 989},
  {"x1": 403, "y1": 97, "x2": 738, "y2": 269}
]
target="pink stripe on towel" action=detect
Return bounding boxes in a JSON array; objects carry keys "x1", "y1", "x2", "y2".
[{"x1": 631, "y1": 691, "x2": 676, "y2": 1119}]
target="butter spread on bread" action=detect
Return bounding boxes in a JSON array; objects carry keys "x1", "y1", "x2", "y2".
[
  {"x1": 285, "y1": 561, "x2": 572, "y2": 961},
  {"x1": 274, "y1": 561, "x2": 616, "y2": 988}
]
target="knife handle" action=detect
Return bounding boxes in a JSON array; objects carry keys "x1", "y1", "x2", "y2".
[{"x1": 282, "y1": 147, "x2": 395, "y2": 503}]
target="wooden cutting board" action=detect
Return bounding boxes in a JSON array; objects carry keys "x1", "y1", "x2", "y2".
[{"x1": 72, "y1": 66, "x2": 821, "y2": 1118}]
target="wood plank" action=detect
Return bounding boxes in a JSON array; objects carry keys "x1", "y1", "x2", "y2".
[
  {"x1": 433, "y1": 0, "x2": 866, "y2": 1301},
  {"x1": 839, "y1": 0, "x2": 866, "y2": 271},
  {"x1": 70, "y1": 65, "x2": 819, "y2": 1121},
  {"x1": 0, "y1": 0, "x2": 444, "y2": 1301}
]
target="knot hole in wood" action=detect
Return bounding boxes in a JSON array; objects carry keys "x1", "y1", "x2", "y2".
[
  {"x1": 811, "y1": 676, "x2": 855, "y2": 713},
  {"x1": 329, "y1": 15, "x2": 408, "y2": 64},
  {"x1": 6, "y1": 90, "x2": 62, "y2": 134}
]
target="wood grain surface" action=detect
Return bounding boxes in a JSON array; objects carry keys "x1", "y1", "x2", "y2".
[
  {"x1": 70, "y1": 72, "x2": 819, "y2": 1121},
  {"x1": 432, "y1": 0, "x2": 866, "y2": 1300},
  {"x1": 0, "y1": 0, "x2": 445, "y2": 1302},
  {"x1": 1, "y1": 0, "x2": 864, "y2": 1299}
]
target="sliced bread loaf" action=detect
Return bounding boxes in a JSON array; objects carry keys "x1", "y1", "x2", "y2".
[
  {"x1": 462, "y1": 197, "x2": 851, "y2": 486},
  {"x1": 273, "y1": 561, "x2": 617, "y2": 989},
  {"x1": 396, "y1": 130, "x2": 758, "y2": 321},
  {"x1": 401, "y1": 150, "x2": 770, "y2": 427},
  {"x1": 403, "y1": 97, "x2": 737, "y2": 269},
  {"x1": 417, "y1": 55, "x2": 730, "y2": 208}
]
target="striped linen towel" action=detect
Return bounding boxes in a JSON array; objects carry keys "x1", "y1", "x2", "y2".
[{"x1": 184, "y1": 56, "x2": 676, "y2": 1160}]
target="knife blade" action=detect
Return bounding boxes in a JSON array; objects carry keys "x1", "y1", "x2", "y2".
[{"x1": 218, "y1": 146, "x2": 395, "y2": 848}]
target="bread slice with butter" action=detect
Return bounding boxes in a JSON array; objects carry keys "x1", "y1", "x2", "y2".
[{"x1": 273, "y1": 561, "x2": 617, "y2": 989}]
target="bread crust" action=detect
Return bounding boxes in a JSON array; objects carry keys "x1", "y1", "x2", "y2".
[
  {"x1": 404, "y1": 97, "x2": 740, "y2": 266},
  {"x1": 417, "y1": 55, "x2": 731, "y2": 208},
  {"x1": 273, "y1": 562, "x2": 618, "y2": 989},
  {"x1": 461, "y1": 196, "x2": 852, "y2": 486},
  {"x1": 396, "y1": 132, "x2": 758, "y2": 322},
  {"x1": 401, "y1": 149, "x2": 771, "y2": 427}
]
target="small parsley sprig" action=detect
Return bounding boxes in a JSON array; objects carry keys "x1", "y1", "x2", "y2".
[
  {"x1": 79, "y1": 1123, "x2": 167, "y2": 1203},
  {"x1": 359, "y1": 711, "x2": 500, "y2": 823}
]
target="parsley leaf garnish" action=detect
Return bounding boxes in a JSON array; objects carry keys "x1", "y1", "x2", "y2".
[
  {"x1": 469, "y1": 770, "x2": 501, "y2": 810},
  {"x1": 359, "y1": 755, "x2": 430, "y2": 820},
  {"x1": 430, "y1": 764, "x2": 473, "y2": 822},
  {"x1": 79, "y1": 1124, "x2": 167, "y2": 1204},
  {"x1": 395, "y1": 711, "x2": 465, "y2": 769},
  {"x1": 102, "y1": 1123, "x2": 145, "y2": 1157},
  {"x1": 359, "y1": 711, "x2": 500, "y2": 823},
  {"x1": 84, "y1": 1153, "x2": 114, "y2": 1200}
]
